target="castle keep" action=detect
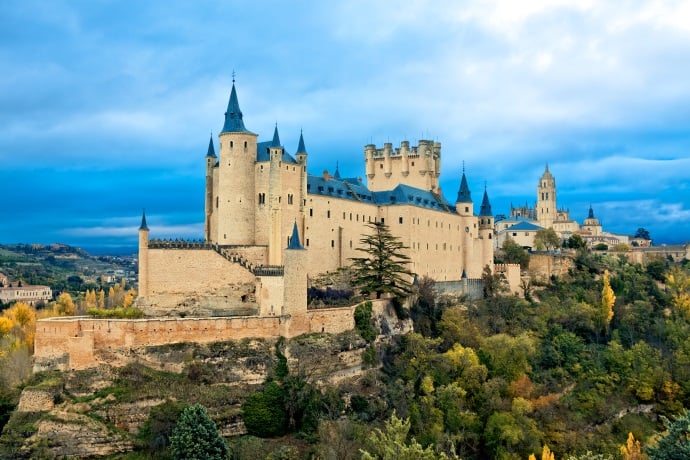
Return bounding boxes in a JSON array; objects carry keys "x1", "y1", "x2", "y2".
[{"x1": 137, "y1": 81, "x2": 498, "y2": 318}]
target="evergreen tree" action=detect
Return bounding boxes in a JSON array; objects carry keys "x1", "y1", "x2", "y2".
[
  {"x1": 169, "y1": 404, "x2": 228, "y2": 460},
  {"x1": 646, "y1": 410, "x2": 690, "y2": 460},
  {"x1": 350, "y1": 222, "x2": 413, "y2": 299}
]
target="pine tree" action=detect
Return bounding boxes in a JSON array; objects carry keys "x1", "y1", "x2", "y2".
[
  {"x1": 350, "y1": 222, "x2": 413, "y2": 299},
  {"x1": 169, "y1": 404, "x2": 228, "y2": 460}
]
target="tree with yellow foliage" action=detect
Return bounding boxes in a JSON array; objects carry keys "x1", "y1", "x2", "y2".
[
  {"x1": 620, "y1": 432, "x2": 645, "y2": 460},
  {"x1": 1, "y1": 302, "x2": 36, "y2": 351},
  {"x1": 54, "y1": 292, "x2": 75, "y2": 316},
  {"x1": 665, "y1": 266, "x2": 690, "y2": 317},
  {"x1": 528, "y1": 445, "x2": 555, "y2": 460},
  {"x1": 598, "y1": 270, "x2": 615, "y2": 335}
]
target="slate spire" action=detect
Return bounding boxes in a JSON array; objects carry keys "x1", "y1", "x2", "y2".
[
  {"x1": 479, "y1": 185, "x2": 493, "y2": 216},
  {"x1": 334, "y1": 161, "x2": 341, "y2": 179},
  {"x1": 139, "y1": 209, "x2": 149, "y2": 231},
  {"x1": 296, "y1": 130, "x2": 307, "y2": 154},
  {"x1": 588, "y1": 204, "x2": 595, "y2": 219},
  {"x1": 456, "y1": 170, "x2": 472, "y2": 203},
  {"x1": 221, "y1": 81, "x2": 249, "y2": 133},
  {"x1": 206, "y1": 135, "x2": 216, "y2": 157},
  {"x1": 271, "y1": 124, "x2": 281, "y2": 148},
  {"x1": 287, "y1": 221, "x2": 304, "y2": 250}
]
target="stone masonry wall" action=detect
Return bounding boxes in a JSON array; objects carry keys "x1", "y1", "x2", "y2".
[{"x1": 146, "y1": 248, "x2": 255, "y2": 295}]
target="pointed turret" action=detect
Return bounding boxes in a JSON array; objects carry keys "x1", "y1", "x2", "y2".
[
  {"x1": 456, "y1": 171, "x2": 472, "y2": 203},
  {"x1": 296, "y1": 130, "x2": 307, "y2": 155},
  {"x1": 139, "y1": 209, "x2": 149, "y2": 231},
  {"x1": 287, "y1": 221, "x2": 304, "y2": 250},
  {"x1": 206, "y1": 136, "x2": 216, "y2": 157},
  {"x1": 271, "y1": 124, "x2": 281, "y2": 148},
  {"x1": 333, "y1": 162, "x2": 341, "y2": 180},
  {"x1": 221, "y1": 82, "x2": 249, "y2": 133},
  {"x1": 480, "y1": 186, "x2": 493, "y2": 216},
  {"x1": 588, "y1": 205, "x2": 595, "y2": 219}
]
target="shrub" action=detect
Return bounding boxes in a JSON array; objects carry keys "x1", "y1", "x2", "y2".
[
  {"x1": 241, "y1": 381, "x2": 287, "y2": 438},
  {"x1": 169, "y1": 404, "x2": 228, "y2": 460},
  {"x1": 354, "y1": 302, "x2": 376, "y2": 342}
]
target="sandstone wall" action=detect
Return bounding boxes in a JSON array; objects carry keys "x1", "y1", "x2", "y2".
[
  {"x1": 146, "y1": 248, "x2": 254, "y2": 295},
  {"x1": 529, "y1": 254, "x2": 574, "y2": 281}
]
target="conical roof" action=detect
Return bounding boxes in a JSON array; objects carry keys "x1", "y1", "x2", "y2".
[
  {"x1": 221, "y1": 82, "x2": 250, "y2": 133},
  {"x1": 287, "y1": 221, "x2": 304, "y2": 250},
  {"x1": 479, "y1": 187, "x2": 493, "y2": 216},
  {"x1": 456, "y1": 172, "x2": 472, "y2": 203},
  {"x1": 139, "y1": 209, "x2": 149, "y2": 231},
  {"x1": 206, "y1": 136, "x2": 216, "y2": 157}
]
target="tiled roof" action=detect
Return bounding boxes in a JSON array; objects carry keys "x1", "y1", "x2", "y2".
[
  {"x1": 506, "y1": 221, "x2": 543, "y2": 231},
  {"x1": 306, "y1": 177, "x2": 457, "y2": 214},
  {"x1": 256, "y1": 141, "x2": 298, "y2": 164}
]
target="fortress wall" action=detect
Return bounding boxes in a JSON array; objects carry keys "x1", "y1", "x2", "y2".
[
  {"x1": 146, "y1": 248, "x2": 254, "y2": 295},
  {"x1": 35, "y1": 316, "x2": 285, "y2": 370},
  {"x1": 529, "y1": 254, "x2": 574, "y2": 281},
  {"x1": 256, "y1": 276, "x2": 284, "y2": 316},
  {"x1": 226, "y1": 246, "x2": 268, "y2": 266}
]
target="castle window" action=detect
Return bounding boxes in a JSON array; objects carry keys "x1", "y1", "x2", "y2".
[
  {"x1": 331, "y1": 240, "x2": 335, "y2": 248},
  {"x1": 244, "y1": 141, "x2": 247, "y2": 149},
  {"x1": 258, "y1": 193, "x2": 266, "y2": 205},
  {"x1": 380, "y1": 164, "x2": 383, "y2": 169},
  {"x1": 350, "y1": 213, "x2": 352, "y2": 220},
  {"x1": 411, "y1": 161, "x2": 415, "y2": 166},
  {"x1": 399, "y1": 217, "x2": 403, "y2": 224},
  {"x1": 306, "y1": 239, "x2": 309, "y2": 246},
  {"x1": 288, "y1": 194, "x2": 293, "y2": 205},
  {"x1": 350, "y1": 240, "x2": 352, "y2": 248},
  {"x1": 489, "y1": 234, "x2": 492, "y2": 239},
  {"x1": 309, "y1": 208, "x2": 313, "y2": 217},
  {"x1": 465, "y1": 206, "x2": 469, "y2": 212},
  {"x1": 327, "y1": 210, "x2": 331, "y2": 218},
  {"x1": 216, "y1": 197, "x2": 219, "y2": 208},
  {"x1": 318, "y1": 186, "x2": 324, "y2": 192},
  {"x1": 356, "y1": 215, "x2": 359, "y2": 221},
  {"x1": 230, "y1": 141, "x2": 234, "y2": 148},
  {"x1": 512, "y1": 232, "x2": 517, "y2": 237},
  {"x1": 328, "y1": 187, "x2": 334, "y2": 193},
  {"x1": 381, "y1": 218, "x2": 385, "y2": 224}
]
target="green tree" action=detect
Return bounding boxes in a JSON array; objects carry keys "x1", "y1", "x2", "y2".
[
  {"x1": 566, "y1": 233, "x2": 587, "y2": 250},
  {"x1": 534, "y1": 228, "x2": 561, "y2": 251},
  {"x1": 635, "y1": 228, "x2": 651, "y2": 240},
  {"x1": 350, "y1": 222, "x2": 413, "y2": 299},
  {"x1": 169, "y1": 404, "x2": 229, "y2": 460},
  {"x1": 360, "y1": 411, "x2": 450, "y2": 460},
  {"x1": 241, "y1": 381, "x2": 288, "y2": 437},
  {"x1": 354, "y1": 301, "x2": 377, "y2": 342},
  {"x1": 502, "y1": 239, "x2": 530, "y2": 270},
  {"x1": 646, "y1": 410, "x2": 690, "y2": 459}
]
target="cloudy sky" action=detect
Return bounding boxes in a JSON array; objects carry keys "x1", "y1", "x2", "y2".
[{"x1": 1, "y1": 0, "x2": 689, "y2": 252}]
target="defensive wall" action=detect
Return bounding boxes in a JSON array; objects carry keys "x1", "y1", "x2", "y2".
[{"x1": 33, "y1": 302, "x2": 371, "y2": 371}]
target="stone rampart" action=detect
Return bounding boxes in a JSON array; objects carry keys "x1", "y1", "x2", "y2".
[
  {"x1": 34, "y1": 303, "x2": 363, "y2": 371},
  {"x1": 529, "y1": 253, "x2": 574, "y2": 281}
]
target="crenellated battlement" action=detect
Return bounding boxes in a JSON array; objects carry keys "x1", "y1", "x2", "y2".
[{"x1": 365, "y1": 140, "x2": 441, "y2": 192}]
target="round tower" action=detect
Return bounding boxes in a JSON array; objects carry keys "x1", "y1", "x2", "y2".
[
  {"x1": 204, "y1": 136, "x2": 216, "y2": 242},
  {"x1": 479, "y1": 186, "x2": 495, "y2": 270},
  {"x1": 137, "y1": 210, "x2": 149, "y2": 298},
  {"x1": 215, "y1": 81, "x2": 258, "y2": 245}
]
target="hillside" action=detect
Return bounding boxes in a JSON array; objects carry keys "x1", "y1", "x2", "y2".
[{"x1": 1, "y1": 250, "x2": 689, "y2": 459}]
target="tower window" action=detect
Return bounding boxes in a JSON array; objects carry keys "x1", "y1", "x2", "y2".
[
  {"x1": 244, "y1": 141, "x2": 247, "y2": 148},
  {"x1": 309, "y1": 208, "x2": 313, "y2": 217},
  {"x1": 399, "y1": 217, "x2": 403, "y2": 224},
  {"x1": 306, "y1": 239, "x2": 309, "y2": 246},
  {"x1": 380, "y1": 164, "x2": 383, "y2": 169},
  {"x1": 331, "y1": 240, "x2": 335, "y2": 248},
  {"x1": 288, "y1": 194, "x2": 293, "y2": 205},
  {"x1": 327, "y1": 210, "x2": 331, "y2": 218}
]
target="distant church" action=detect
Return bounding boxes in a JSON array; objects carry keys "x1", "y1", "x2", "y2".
[
  {"x1": 137, "y1": 81, "x2": 512, "y2": 317},
  {"x1": 496, "y1": 165, "x2": 629, "y2": 249}
]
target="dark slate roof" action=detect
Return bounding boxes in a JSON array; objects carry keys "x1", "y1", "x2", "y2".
[
  {"x1": 456, "y1": 172, "x2": 472, "y2": 203},
  {"x1": 271, "y1": 125, "x2": 281, "y2": 147},
  {"x1": 256, "y1": 141, "x2": 298, "y2": 164},
  {"x1": 221, "y1": 83, "x2": 250, "y2": 134},
  {"x1": 287, "y1": 222, "x2": 304, "y2": 250},
  {"x1": 479, "y1": 188, "x2": 493, "y2": 216},
  {"x1": 206, "y1": 136, "x2": 216, "y2": 157},
  {"x1": 588, "y1": 205, "x2": 595, "y2": 219},
  {"x1": 306, "y1": 176, "x2": 456, "y2": 214},
  {"x1": 506, "y1": 221, "x2": 543, "y2": 231},
  {"x1": 333, "y1": 162, "x2": 341, "y2": 179},
  {"x1": 296, "y1": 131, "x2": 307, "y2": 155},
  {"x1": 139, "y1": 210, "x2": 149, "y2": 231}
]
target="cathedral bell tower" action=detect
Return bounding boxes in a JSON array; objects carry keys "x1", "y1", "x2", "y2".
[{"x1": 537, "y1": 164, "x2": 556, "y2": 228}]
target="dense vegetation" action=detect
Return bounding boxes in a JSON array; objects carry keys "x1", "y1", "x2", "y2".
[{"x1": 2, "y1": 244, "x2": 690, "y2": 459}]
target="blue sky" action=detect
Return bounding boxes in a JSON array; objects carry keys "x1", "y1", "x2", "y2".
[{"x1": 1, "y1": 1, "x2": 689, "y2": 252}]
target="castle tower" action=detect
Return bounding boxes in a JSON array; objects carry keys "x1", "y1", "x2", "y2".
[
  {"x1": 268, "y1": 125, "x2": 284, "y2": 265},
  {"x1": 295, "y1": 131, "x2": 308, "y2": 241},
  {"x1": 138, "y1": 210, "x2": 149, "y2": 297},
  {"x1": 456, "y1": 168, "x2": 474, "y2": 274},
  {"x1": 537, "y1": 164, "x2": 556, "y2": 228},
  {"x1": 364, "y1": 140, "x2": 442, "y2": 192},
  {"x1": 283, "y1": 222, "x2": 307, "y2": 316},
  {"x1": 204, "y1": 136, "x2": 216, "y2": 242},
  {"x1": 479, "y1": 185, "x2": 495, "y2": 271},
  {"x1": 214, "y1": 80, "x2": 258, "y2": 245}
]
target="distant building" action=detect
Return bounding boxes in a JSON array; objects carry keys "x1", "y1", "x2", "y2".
[
  {"x1": 497, "y1": 166, "x2": 630, "y2": 250},
  {"x1": 0, "y1": 284, "x2": 52, "y2": 306}
]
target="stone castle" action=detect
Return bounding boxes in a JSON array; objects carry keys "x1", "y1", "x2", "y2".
[
  {"x1": 137, "y1": 80, "x2": 508, "y2": 319},
  {"x1": 33, "y1": 81, "x2": 520, "y2": 371}
]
